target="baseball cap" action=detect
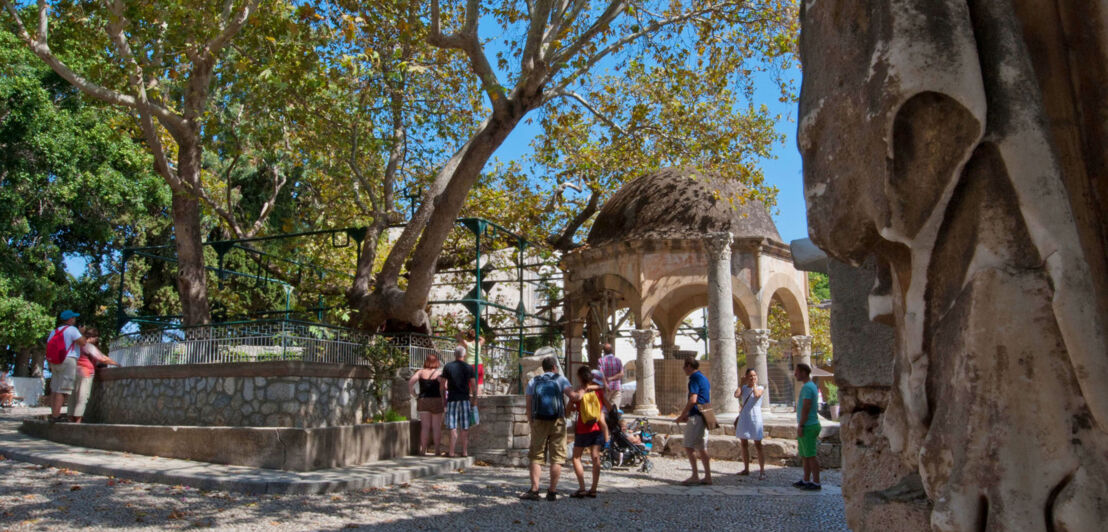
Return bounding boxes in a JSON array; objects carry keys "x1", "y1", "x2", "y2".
[{"x1": 59, "y1": 310, "x2": 80, "y2": 321}]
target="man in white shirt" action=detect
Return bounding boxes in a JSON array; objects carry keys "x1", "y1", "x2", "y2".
[{"x1": 48, "y1": 310, "x2": 86, "y2": 422}]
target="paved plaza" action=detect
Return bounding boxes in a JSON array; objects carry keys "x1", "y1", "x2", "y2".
[{"x1": 0, "y1": 410, "x2": 847, "y2": 531}]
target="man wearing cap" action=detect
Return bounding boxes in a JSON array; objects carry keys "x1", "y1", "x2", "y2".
[{"x1": 48, "y1": 310, "x2": 86, "y2": 422}]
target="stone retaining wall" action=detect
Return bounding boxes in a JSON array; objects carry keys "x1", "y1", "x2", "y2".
[{"x1": 86, "y1": 362, "x2": 385, "y2": 428}]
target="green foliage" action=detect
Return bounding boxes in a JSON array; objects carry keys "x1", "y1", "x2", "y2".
[
  {"x1": 0, "y1": 30, "x2": 170, "y2": 373},
  {"x1": 808, "y1": 272, "x2": 830, "y2": 302},
  {"x1": 361, "y1": 339, "x2": 407, "y2": 410},
  {"x1": 368, "y1": 408, "x2": 408, "y2": 423},
  {"x1": 824, "y1": 381, "x2": 839, "y2": 405}
]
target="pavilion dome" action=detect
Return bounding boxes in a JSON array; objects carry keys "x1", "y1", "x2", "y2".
[{"x1": 586, "y1": 167, "x2": 781, "y2": 247}]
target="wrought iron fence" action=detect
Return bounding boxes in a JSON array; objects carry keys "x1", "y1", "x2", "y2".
[{"x1": 108, "y1": 319, "x2": 532, "y2": 393}]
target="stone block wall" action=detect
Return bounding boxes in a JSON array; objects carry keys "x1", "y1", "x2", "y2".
[
  {"x1": 86, "y1": 362, "x2": 384, "y2": 428},
  {"x1": 467, "y1": 395, "x2": 531, "y2": 466}
]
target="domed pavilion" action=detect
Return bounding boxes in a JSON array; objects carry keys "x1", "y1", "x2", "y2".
[{"x1": 561, "y1": 167, "x2": 811, "y2": 415}]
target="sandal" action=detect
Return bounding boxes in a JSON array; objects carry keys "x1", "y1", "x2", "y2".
[
  {"x1": 519, "y1": 490, "x2": 541, "y2": 500},
  {"x1": 680, "y1": 477, "x2": 701, "y2": 486},
  {"x1": 758, "y1": 472, "x2": 767, "y2": 481},
  {"x1": 737, "y1": 470, "x2": 750, "y2": 476},
  {"x1": 699, "y1": 478, "x2": 713, "y2": 485},
  {"x1": 586, "y1": 490, "x2": 598, "y2": 498},
  {"x1": 570, "y1": 489, "x2": 587, "y2": 499}
]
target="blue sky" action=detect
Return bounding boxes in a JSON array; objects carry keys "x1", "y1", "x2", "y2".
[{"x1": 488, "y1": 67, "x2": 809, "y2": 244}]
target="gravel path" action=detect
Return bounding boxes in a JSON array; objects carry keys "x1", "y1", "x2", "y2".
[{"x1": 1, "y1": 451, "x2": 846, "y2": 531}]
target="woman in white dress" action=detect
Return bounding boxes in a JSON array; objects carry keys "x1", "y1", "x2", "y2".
[{"x1": 733, "y1": 368, "x2": 766, "y2": 479}]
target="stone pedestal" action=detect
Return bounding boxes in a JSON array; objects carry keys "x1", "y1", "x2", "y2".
[
  {"x1": 790, "y1": 335, "x2": 813, "y2": 404},
  {"x1": 741, "y1": 329, "x2": 771, "y2": 411},
  {"x1": 564, "y1": 320, "x2": 585, "y2": 366},
  {"x1": 706, "y1": 232, "x2": 739, "y2": 414},
  {"x1": 467, "y1": 395, "x2": 532, "y2": 467},
  {"x1": 631, "y1": 329, "x2": 659, "y2": 415}
]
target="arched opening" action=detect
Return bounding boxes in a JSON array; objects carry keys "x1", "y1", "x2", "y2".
[{"x1": 763, "y1": 294, "x2": 797, "y2": 405}]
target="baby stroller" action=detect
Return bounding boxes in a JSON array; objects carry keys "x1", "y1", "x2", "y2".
[{"x1": 600, "y1": 409, "x2": 654, "y2": 473}]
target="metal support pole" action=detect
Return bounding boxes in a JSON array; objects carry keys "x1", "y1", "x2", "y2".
[{"x1": 115, "y1": 250, "x2": 131, "y2": 332}]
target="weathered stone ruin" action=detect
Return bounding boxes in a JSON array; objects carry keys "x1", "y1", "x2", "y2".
[{"x1": 798, "y1": 1, "x2": 1108, "y2": 529}]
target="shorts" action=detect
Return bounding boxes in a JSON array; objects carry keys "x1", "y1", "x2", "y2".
[
  {"x1": 529, "y1": 418, "x2": 568, "y2": 464},
  {"x1": 683, "y1": 414, "x2": 707, "y2": 450},
  {"x1": 798, "y1": 424, "x2": 821, "y2": 458},
  {"x1": 67, "y1": 373, "x2": 94, "y2": 417},
  {"x1": 445, "y1": 400, "x2": 472, "y2": 430},
  {"x1": 607, "y1": 389, "x2": 623, "y2": 409},
  {"x1": 574, "y1": 431, "x2": 605, "y2": 448},
  {"x1": 49, "y1": 357, "x2": 78, "y2": 395},
  {"x1": 417, "y1": 397, "x2": 444, "y2": 414}
]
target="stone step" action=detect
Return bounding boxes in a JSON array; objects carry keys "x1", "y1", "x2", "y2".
[
  {"x1": 645, "y1": 419, "x2": 840, "y2": 443},
  {"x1": 656, "y1": 433, "x2": 841, "y2": 469}
]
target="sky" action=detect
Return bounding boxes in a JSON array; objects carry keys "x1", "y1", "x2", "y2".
[{"x1": 487, "y1": 67, "x2": 810, "y2": 244}]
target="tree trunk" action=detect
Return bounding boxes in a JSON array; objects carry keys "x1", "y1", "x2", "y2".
[
  {"x1": 172, "y1": 140, "x2": 212, "y2": 326},
  {"x1": 13, "y1": 347, "x2": 33, "y2": 377},
  {"x1": 350, "y1": 110, "x2": 526, "y2": 332},
  {"x1": 28, "y1": 347, "x2": 44, "y2": 377}
]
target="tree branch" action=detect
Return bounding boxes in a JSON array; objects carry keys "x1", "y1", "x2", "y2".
[
  {"x1": 1, "y1": 0, "x2": 181, "y2": 130},
  {"x1": 546, "y1": 89, "x2": 627, "y2": 135},
  {"x1": 547, "y1": 187, "x2": 600, "y2": 251},
  {"x1": 428, "y1": 0, "x2": 506, "y2": 112}
]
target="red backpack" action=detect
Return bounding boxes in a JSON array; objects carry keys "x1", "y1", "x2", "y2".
[{"x1": 46, "y1": 326, "x2": 73, "y2": 365}]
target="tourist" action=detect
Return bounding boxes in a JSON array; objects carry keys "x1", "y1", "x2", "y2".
[
  {"x1": 68, "y1": 328, "x2": 119, "y2": 423},
  {"x1": 597, "y1": 343, "x2": 623, "y2": 410},
  {"x1": 0, "y1": 372, "x2": 14, "y2": 408},
  {"x1": 733, "y1": 368, "x2": 766, "y2": 479},
  {"x1": 440, "y1": 346, "x2": 477, "y2": 457},
  {"x1": 675, "y1": 356, "x2": 712, "y2": 485},
  {"x1": 46, "y1": 310, "x2": 86, "y2": 423},
  {"x1": 794, "y1": 363, "x2": 822, "y2": 490},
  {"x1": 520, "y1": 356, "x2": 574, "y2": 501},
  {"x1": 408, "y1": 352, "x2": 444, "y2": 456},
  {"x1": 569, "y1": 365, "x2": 607, "y2": 499},
  {"x1": 456, "y1": 329, "x2": 486, "y2": 388}
]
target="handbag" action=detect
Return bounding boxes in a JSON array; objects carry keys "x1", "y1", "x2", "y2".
[
  {"x1": 468, "y1": 403, "x2": 480, "y2": 426},
  {"x1": 699, "y1": 402, "x2": 720, "y2": 430}
]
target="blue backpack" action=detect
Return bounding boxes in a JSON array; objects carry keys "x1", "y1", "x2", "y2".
[{"x1": 532, "y1": 374, "x2": 564, "y2": 420}]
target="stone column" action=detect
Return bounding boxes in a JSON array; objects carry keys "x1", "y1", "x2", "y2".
[
  {"x1": 706, "y1": 232, "x2": 739, "y2": 414},
  {"x1": 791, "y1": 335, "x2": 813, "y2": 404},
  {"x1": 630, "y1": 328, "x2": 659, "y2": 416},
  {"x1": 564, "y1": 319, "x2": 585, "y2": 367},
  {"x1": 741, "y1": 328, "x2": 771, "y2": 411}
]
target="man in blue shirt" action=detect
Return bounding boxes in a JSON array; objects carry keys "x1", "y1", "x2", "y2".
[
  {"x1": 520, "y1": 356, "x2": 576, "y2": 501},
  {"x1": 675, "y1": 356, "x2": 712, "y2": 485},
  {"x1": 794, "y1": 363, "x2": 821, "y2": 490}
]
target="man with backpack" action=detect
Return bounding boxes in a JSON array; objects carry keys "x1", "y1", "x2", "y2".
[
  {"x1": 520, "y1": 356, "x2": 575, "y2": 501},
  {"x1": 46, "y1": 310, "x2": 86, "y2": 422}
]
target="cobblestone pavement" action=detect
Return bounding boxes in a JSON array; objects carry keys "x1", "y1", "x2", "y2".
[{"x1": 0, "y1": 450, "x2": 846, "y2": 531}]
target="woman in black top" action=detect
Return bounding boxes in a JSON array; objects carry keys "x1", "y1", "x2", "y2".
[{"x1": 408, "y1": 352, "x2": 444, "y2": 455}]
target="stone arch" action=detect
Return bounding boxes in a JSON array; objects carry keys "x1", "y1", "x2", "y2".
[
  {"x1": 759, "y1": 273, "x2": 809, "y2": 335},
  {"x1": 644, "y1": 279, "x2": 758, "y2": 346}
]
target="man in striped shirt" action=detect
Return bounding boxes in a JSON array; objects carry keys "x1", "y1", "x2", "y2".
[{"x1": 597, "y1": 343, "x2": 623, "y2": 410}]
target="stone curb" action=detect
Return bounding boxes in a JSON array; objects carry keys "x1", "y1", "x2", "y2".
[{"x1": 0, "y1": 421, "x2": 471, "y2": 495}]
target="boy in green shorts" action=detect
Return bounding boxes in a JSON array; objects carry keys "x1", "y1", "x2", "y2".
[{"x1": 793, "y1": 363, "x2": 821, "y2": 490}]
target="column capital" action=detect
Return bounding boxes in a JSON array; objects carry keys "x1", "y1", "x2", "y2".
[
  {"x1": 630, "y1": 329, "x2": 655, "y2": 350},
  {"x1": 705, "y1": 231, "x2": 734, "y2": 259},
  {"x1": 790, "y1": 335, "x2": 813, "y2": 353},
  {"x1": 740, "y1": 328, "x2": 771, "y2": 352}
]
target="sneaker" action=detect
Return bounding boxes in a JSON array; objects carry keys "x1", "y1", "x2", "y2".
[
  {"x1": 801, "y1": 482, "x2": 822, "y2": 491},
  {"x1": 546, "y1": 490, "x2": 557, "y2": 501},
  {"x1": 792, "y1": 480, "x2": 808, "y2": 488}
]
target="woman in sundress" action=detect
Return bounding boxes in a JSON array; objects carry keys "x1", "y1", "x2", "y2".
[{"x1": 733, "y1": 368, "x2": 766, "y2": 479}]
